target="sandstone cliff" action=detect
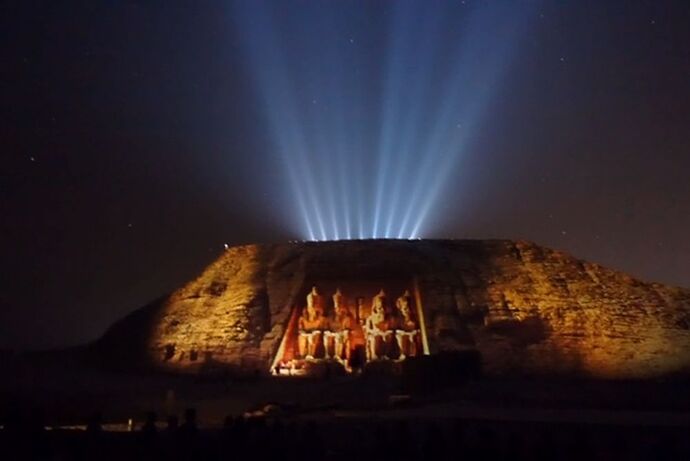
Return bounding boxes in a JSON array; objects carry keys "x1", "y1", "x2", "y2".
[{"x1": 98, "y1": 240, "x2": 690, "y2": 378}]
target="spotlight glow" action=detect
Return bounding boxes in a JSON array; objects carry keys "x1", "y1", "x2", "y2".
[{"x1": 233, "y1": 1, "x2": 533, "y2": 241}]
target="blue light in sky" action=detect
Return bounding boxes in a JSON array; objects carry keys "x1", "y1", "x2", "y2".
[{"x1": 233, "y1": 1, "x2": 533, "y2": 241}]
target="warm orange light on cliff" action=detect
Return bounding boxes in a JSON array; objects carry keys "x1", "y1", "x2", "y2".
[{"x1": 126, "y1": 240, "x2": 690, "y2": 379}]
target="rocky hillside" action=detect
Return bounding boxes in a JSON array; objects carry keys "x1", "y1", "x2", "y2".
[{"x1": 97, "y1": 240, "x2": 690, "y2": 378}]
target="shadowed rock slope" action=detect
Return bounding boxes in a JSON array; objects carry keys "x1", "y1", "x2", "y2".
[{"x1": 97, "y1": 240, "x2": 690, "y2": 378}]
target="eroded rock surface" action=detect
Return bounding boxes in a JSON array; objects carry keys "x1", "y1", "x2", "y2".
[{"x1": 98, "y1": 240, "x2": 690, "y2": 378}]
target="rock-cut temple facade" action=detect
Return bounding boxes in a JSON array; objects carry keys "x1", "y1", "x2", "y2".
[{"x1": 98, "y1": 239, "x2": 690, "y2": 379}]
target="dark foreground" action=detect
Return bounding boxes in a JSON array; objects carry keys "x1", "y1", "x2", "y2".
[
  {"x1": 2, "y1": 358, "x2": 690, "y2": 460},
  {"x1": 1, "y1": 412, "x2": 689, "y2": 461}
]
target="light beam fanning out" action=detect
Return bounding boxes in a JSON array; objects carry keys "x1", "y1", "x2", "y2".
[{"x1": 233, "y1": 1, "x2": 534, "y2": 240}]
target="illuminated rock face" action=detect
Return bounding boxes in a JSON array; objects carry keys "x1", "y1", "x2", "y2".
[{"x1": 99, "y1": 240, "x2": 690, "y2": 378}]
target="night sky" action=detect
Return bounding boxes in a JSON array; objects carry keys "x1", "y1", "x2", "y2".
[{"x1": 2, "y1": 1, "x2": 689, "y2": 349}]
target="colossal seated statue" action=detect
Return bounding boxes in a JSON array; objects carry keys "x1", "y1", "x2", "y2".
[
  {"x1": 394, "y1": 290, "x2": 420, "y2": 359},
  {"x1": 298, "y1": 286, "x2": 327, "y2": 359},
  {"x1": 364, "y1": 289, "x2": 394, "y2": 360},
  {"x1": 326, "y1": 288, "x2": 354, "y2": 362}
]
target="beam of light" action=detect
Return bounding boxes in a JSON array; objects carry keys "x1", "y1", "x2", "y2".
[
  {"x1": 383, "y1": 6, "x2": 443, "y2": 239},
  {"x1": 232, "y1": 1, "x2": 536, "y2": 241},
  {"x1": 233, "y1": 1, "x2": 327, "y2": 240},
  {"x1": 375, "y1": 3, "x2": 413, "y2": 238},
  {"x1": 396, "y1": 2, "x2": 534, "y2": 239},
  {"x1": 333, "y1": 101, "x2": 353, "y2": 240},
  {"x1": 371, "y1": 5, "x2": 408, "y2": 239}
]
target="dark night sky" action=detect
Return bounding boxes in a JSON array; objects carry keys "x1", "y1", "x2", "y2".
[{"x1": 2, "y1": 1, "x2": 689, "y2": 349}]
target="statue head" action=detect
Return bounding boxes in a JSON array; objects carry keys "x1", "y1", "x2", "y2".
[
  {"x1": 372, "y1": 289, "x2": 386, "y2": 316},
  {"x1": 306, "y1": 286, "x2": 322, "y2": 318},
  {"x1": 333, "y1": 288, "x2": 343, "y2": 308},
  {"x1": 333, "y1": 289, "x2": 349, "y2": 316},
  {"x1": 396, "y1": 290, "x2": 412, "y2": 319}
]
